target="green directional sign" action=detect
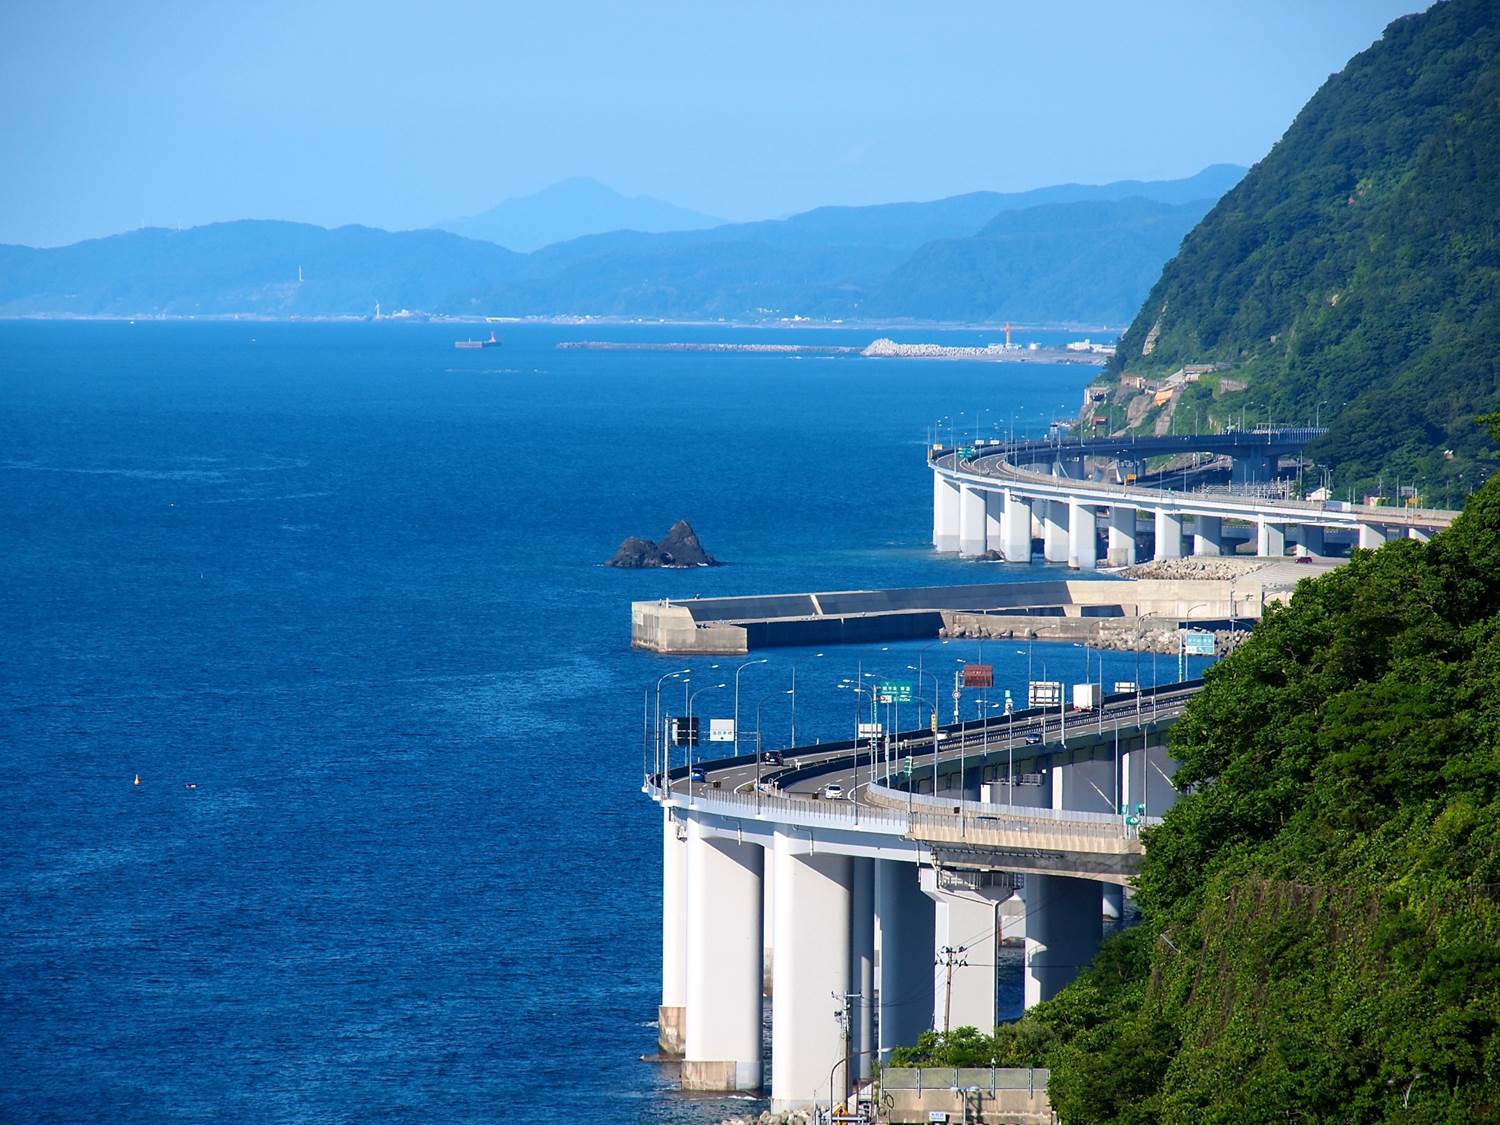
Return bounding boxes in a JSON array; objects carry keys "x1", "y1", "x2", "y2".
[
  {"x1": 903, "y1": 758, "x2": 914, "y2": 777},
  {"x1": 878, "y1": 680, "x2": 914, "y2": 704}
]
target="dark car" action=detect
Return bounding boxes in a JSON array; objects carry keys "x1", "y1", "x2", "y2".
[
  {"x1": 760, "y1": 750, "x2": 784, "y2": 765},
  {"x1": 1024, "y1": 731, "x2": 1043, "y2": 745}
]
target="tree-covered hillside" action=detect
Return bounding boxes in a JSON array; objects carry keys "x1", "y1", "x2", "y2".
[
  {"x1": 1105, "y1": 0, "x2": 1500, "y2": 495},
  {"x1": 896, "y1": 419, "x2": 1500, "y2": 1121}
]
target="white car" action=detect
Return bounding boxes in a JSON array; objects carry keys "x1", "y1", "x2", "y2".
[{"x1": 822, "y1": 783, "x2": 844, "y2": 799}]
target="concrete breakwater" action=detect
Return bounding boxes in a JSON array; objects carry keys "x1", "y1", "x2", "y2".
[
  {"x1": 632, "y1": 577, "x2": 1277, "y2": 655},
  {"x1": 557, "y1": 340, "x2": 857, "y2": 354}
]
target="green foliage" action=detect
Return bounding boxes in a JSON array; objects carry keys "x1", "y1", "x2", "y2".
[
  {"x1": 991, "y1": 460, "x2": 1500, "y2": 1120},
  {"x1": 1106, "y1": 0, "x2": 1500, "y2": 495}
]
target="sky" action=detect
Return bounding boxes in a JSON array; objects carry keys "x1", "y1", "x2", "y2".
[{"x1": 1, "y1": 0, "x2": 1428, "y2": 247}]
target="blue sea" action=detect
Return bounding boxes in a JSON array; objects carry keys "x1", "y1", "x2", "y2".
[{"x1": 0, "y1": 320, "x2": 1203, "y2": 1123}]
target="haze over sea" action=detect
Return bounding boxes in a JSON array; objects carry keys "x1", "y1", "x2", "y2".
[{"x1": 1, "y1": 321, "x2": 1199, "y2": 1122}]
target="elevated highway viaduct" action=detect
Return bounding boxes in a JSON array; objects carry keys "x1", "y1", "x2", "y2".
[
  {"x1": 649, "y1": 683, "x2": 1196, "y2": 1109},
  {"x1": 932, "y1": 431, "x2": 1457, "y2": 564}
]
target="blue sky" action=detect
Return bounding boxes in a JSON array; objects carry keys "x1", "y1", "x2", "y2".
[{"x1": 2, "y1": 0, "x2": 1426, "y2": 247}]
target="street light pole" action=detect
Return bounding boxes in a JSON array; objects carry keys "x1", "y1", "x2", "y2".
[
  {"x1": 687, "y1": 683, "x2": 726, "y2": 800},
  {"x1": 656, "y1": 668, "x2": 690, "y2": 794},
  {"x1": 733, "y1": 658, "x2": 768, "y2": 758}
]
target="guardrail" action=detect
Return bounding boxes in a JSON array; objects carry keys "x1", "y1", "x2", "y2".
[
  {"x1": 882, "y1": 1067, "x2": 1050, "y2": 1095},
  {"x1": 941, "y1": 450, "x2": 1456, "y2": 528}
]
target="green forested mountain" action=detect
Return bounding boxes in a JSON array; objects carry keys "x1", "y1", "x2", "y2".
[
  {"x1": 1106, "y1": 0, "x2": 1500, "y2": 492},
  {"x1": 895, "y1": 420, "x2": 1500, "y2": 1120}
]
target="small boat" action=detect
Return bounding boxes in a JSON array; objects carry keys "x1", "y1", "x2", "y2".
[{"x1": 454, "y1": 331, "x2": 501, "y2": 350}]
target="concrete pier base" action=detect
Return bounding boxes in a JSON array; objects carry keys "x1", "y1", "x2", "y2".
[
  {"x1": 1043, "y1": 502, "x2": 1070, "y2": 563},
  {"x1": 1257, "y1": 519, "x2": 1286, "y2": 557},
  {"x1": 1107, "y1": 506, "x2": 1137, "y2": 567},
  {"x1": 1154, "y1": 510, "x2": 1183, "y2": 560},
  {"x1": 1102, "y1": 884, "x2": 1123, "y2": 921},
  {"x1": 1024, "y1": 875, "x2": 1103, "y2": 1008},
  {"x1": 1068, "y1": 501, "x2": 1097, "y2": 570},
  {"x1": 1002, "y1": 492, "x2": 1032, "y2": 563},
  {"x1": 660, "y1": 811, "x2": 687, "y2": 1056},
  {"x1": 684, "y1": 818, "x2": 764, "y2": 1090},
  {"x1": 1359, "y1": 523, "x2": 1388, "y2": 550},
  {"x1": 772, "y1": 831, "x2": 853, "y2": 1109},
  {"x1": 1193, "y1": 515, "x2": 1223, "y2": 557},
  {"x1": 921, "y1": 870, "x2": 999, "y2": 1034},
  {"x1": 984, "y1": 491, "x2": 1005, "y2": 556},
  {"x1": 876, "y1": 859, "x2": 936, "y2": 1064},
  {"x1": 959, "y1": 484, "x2": 987, "y2": 556},
  {"x1": 933, "y1": 475, "x2": 960, "y2": 552}
]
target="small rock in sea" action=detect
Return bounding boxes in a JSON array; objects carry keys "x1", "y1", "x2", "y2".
[{"x1": 606, "y1": 519, "x2": 720, "y2": 568}]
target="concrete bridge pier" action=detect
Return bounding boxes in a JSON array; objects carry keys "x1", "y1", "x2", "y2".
[
  {"x1": 772, "y1": 830, "x2": 854, "y2": 1109},
  {"x1": 684, "y1": 817, "x2": 764, "y2": 1091},
  {"x1": 984, "y1": 491, "x2": 1005, "y2": 556},
  {"x1": 1043, "y1": 501, "x2": 1070, "y2": 564},
  {"x1": 921, "y1": 869, "x2": 1000, "y2": 1033},
  {"x1": 1102, "y1": 885, "x2": 1124, "y2": 920},
  {"x1": 933, "y1": 474, "x2": 960, "y2": 552},
  {"x1": 1023, "y1": 874, "x2": 1103, "y2": 1007},
  {"x1": 1257, "y1": 519, "x2": 1286, "y2": 557},
  {"x1": 1359, "y1": 523, "x2": 1388, "y2": 550},
  {"x1": 1068, "y1": 501, "x2": 1097, "y2": 570},
  {"x1": 1408, "y1": 526, "x2": 1432, "y2": 543},
  {"x1": 876, "y1": 859, "x2": 936, "y2": 1064},
  {"x1": 1298, "y1": 524, "x2": 1326, "y2": 556},
  {"x1": 1193, "y1": 515, "x2": 1223, "y2": 557},
  {"x1": 851, "y1": 858, "x2": 876, "y2": 1082},
  {"x1": 959, "y1": 484, "x2": 988, "y2": 557},
  {"x1": 1107, "y1": 506, "x2": 1137, "y2": 567},
  {"x1": 660, "y1": 810, "x2": 688, "y2": 1056},
  {"x1": 1154, "y1": 510, "x2": 1183, "y2": 560},
  {"x1": 1002, "y1": 492, "x2": 1032, "y2": 563}
]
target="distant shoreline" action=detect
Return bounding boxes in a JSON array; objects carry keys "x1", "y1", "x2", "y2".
[
  {"x1": 559, "y1": 338, "x2": 1108, "y2": 364},
  {"x1": 0, "y1": 312, "x2": 1126, "y2": 334}
]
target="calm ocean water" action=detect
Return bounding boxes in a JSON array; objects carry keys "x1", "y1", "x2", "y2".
[{"x1": 0, "y1": 321, "x2": 1199, "y2": 1123}]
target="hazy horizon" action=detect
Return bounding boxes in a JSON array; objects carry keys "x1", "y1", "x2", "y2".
[{"x1": 4, "y1": 0, "x2": 1426, "y2": 248}]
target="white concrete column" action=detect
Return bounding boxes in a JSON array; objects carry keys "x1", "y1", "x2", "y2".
[
  {"x1": 1193, "y1": 515, "x2": 1223, "y2": 557},
  {"x1": 1299, "y1": 524, "x2": 1325, "y2": 556},
  {"x1": 1023, "y1": 875, "x2": 1102, "y2": 1008},
  {"x1": 1359, "y1": 523, "x2": 1388, "y2": 550},
  {"x1": 1102, "y1": 885, "x2": 1123, "y2": 921},
  {"x1": 933, "y1": 473, "x2": 961, "y2": 552},
  {"x1": 1153, "y1": 510, "x2": 1183, "y2": 560},
  {"x1": 1068, "y1": 501, "x2": 1097, "y2": 570},
  {"x1": 850, "y1": 858, "x2": 875, "y2": 1081},
  {"x1": 772, "y1": 831, "x2": 853, "y2": 1110},
  {"x1": 958, "y1": 484, "x2": 987, "y2": 557},
  {"x1": 1257, "y1": 519, "x2": 1286, "y2": 557},
  {"x1": 1408, "y1": 526, "x2": 1432, "y2": 543},
  {"x1": 984, "y1": 491, "x2": 1004, "y2": 554},
  {"x1": 1106, "y1": 506, "x2": 1137, "y2": 567},
  {"x1": 1043, "y1": 501, "x2": 1070, "y2": 563},
  {"x1": 921, "y1": 870, "x2": 999, "y2": 1034},
  {"x1": 875, "y1": 859, "x2": 935, "y2": 1063},
  {"x1": 660, "y1": 810, "x2": 688, "y2": 1055},
  {"x1": 1001, "y1": 492, "x2": 1032, "y2": 563},
  {"x1": 684, "y1": 817, "x2": 764, "y2": 1091}
]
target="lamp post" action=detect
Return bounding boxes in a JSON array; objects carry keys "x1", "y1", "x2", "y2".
[
  {"x1": 656, "y1": 668, "x2": 690, "y2": 794},
  {"x1": 686, "y1": 683, "x2": 726, "y2": 800},
  {"x1": 733, "y1": 658, "x2": 768, "y2": 757}
]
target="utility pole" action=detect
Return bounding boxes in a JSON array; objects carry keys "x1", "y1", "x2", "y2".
[
  {"x1": 832, "y1": 991, "x2": 857, "y2": 1109},
  {"x1": 937, "y1": 945, "x2": 969, "y2": 1034}
]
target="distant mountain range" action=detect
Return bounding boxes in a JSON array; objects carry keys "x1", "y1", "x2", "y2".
[
  {"x1": 0, "y1": 165, "x2": 1245, "y2": 324},
  {"x1": 436, "y1": 177, "x2": 724, "y2": 252}
]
